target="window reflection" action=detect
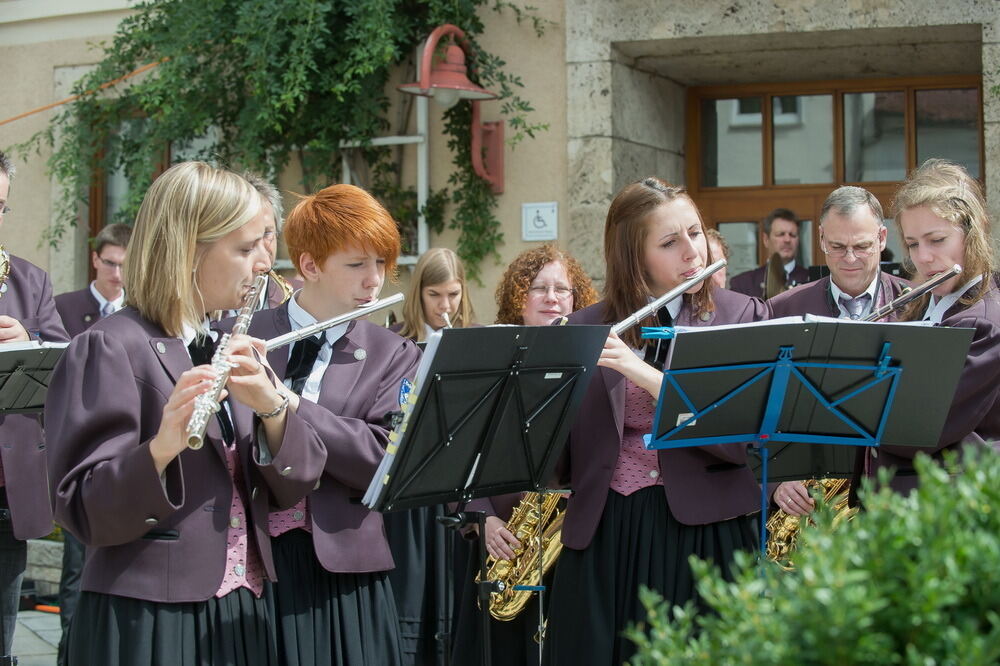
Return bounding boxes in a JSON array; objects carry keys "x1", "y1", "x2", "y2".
[
  {"x1": 717, "y1": 221, "x2": 759, "y2": 278},
  {"x1": 916, "y1": 88, "x2": 980, "y2": 178},
  {"x1": 843, "y1": 91, "x2": 906, "y2": 182},
  {"x1": 773, "y1": 94, "x2": 833, "y2": 185},
  {"x1": 701, "y1": 98, "x2": 763, "y2": 187}
]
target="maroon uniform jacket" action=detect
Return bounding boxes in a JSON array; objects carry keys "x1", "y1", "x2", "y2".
[
  {"x1": 44, "y1": 307, "x2": 326, "y2": 602},
  {"x1": 246, "y1": 304, "x2": 422, "y2": 573},
  {"x1": 0, "y1": 255, "x2": 69, "y2": 539},
  {"x1": 729, "y1": 263, "x2": 810, "y2": 299},
  {"x1": 557, "y1": 288, "x2": 767, "y2": 550},
  {"x1": 54, "y1": 287, "x2": 102, "y2": 338}
]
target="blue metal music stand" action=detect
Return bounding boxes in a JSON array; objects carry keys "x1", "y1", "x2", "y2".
[{"x1": 640, "y1": 325, "x2": 904, "y2": 558}]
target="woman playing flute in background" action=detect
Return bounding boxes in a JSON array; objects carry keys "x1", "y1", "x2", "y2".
[
  {"x1": 386, "y1": 245, "x2": 476, "y2": 663},
  {"x1": 44, "y1": 162, "x2": 326, "y2": 666},
  {"x1": 542, "y1": 177, "x2": 766, "y2": 666}
]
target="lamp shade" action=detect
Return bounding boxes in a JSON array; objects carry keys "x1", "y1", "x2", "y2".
[{"x1": 399, "y1": 44, "x2": 496, "y2": 103}]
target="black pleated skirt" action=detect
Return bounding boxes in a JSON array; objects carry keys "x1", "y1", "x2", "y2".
[
  {"x1": 66, "y1": 586, "x2": 277, "y2": 666},
  {"x1": 266, "y1": 529, "x2": 403, "y2": 666},
  {"x1": 383, "y1": 504, "x2": 466, "y2": 666},
  {"x1": 542, "y1": 486, "x2": 758, "y2": 666},
  {"x1": 450, "y1": 545, "x2": 549, "y2": 666}
]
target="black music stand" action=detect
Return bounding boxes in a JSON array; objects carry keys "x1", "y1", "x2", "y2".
[
  {"x1": 641, "y1": 319, "x2": 971, "y2": 556},
  {"x1": 365, "y1": 325, "x2": 607, "y2": 666},
  {"x1": 0, "y1": 342, "x2": 67, "y2": 666}
]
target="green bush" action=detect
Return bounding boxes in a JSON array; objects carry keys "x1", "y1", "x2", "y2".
[{"x1": 627, "y1": 447, "x2": 1000, "y2": 665}]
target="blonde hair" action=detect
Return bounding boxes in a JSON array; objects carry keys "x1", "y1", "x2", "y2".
[
  {"x1": 892, "y1": 159, "x2": 995, "y2": 320},
  {"x1": 399, "y1": 247, "x2": 475, "y2": 341},
  {"x1": 125, "y1": 161, "x2": 261, "y2": 337}
]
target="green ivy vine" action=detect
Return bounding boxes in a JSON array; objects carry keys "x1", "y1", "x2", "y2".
[{"x1": 16, "y1": 0, "x2": 549, "y2": 282}]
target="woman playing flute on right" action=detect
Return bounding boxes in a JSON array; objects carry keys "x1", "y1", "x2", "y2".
[
  {"x1": 542, "y1": 177, "x2": 766, "y2": 666},
  {"x1": 857, "y1": 158, "x2": 1000, "y2": 495}
]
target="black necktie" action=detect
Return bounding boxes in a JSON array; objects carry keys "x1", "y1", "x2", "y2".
[
  {"x1": 643, "y1": 305, "x2": 673, "y2": 371},
  {"x1": 187, "y1": 336, "x2": 235, "y2": 444},
  {"x1": 286, "y1": 335, "x2": 324, "y2": 395}
]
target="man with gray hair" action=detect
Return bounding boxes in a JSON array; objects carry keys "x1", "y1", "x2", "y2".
[
  {"x1": 766, "y1": 185, "x2": 909, "y2": 516},
  {"x1": 0, "y1": 150, "x2": 69, "y2": 656}
]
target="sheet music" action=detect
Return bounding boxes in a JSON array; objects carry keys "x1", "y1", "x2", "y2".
[{"x1": 362, "y1": 330, "x2": 442, "y2": 508}]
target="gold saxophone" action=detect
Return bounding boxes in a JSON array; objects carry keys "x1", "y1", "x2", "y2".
[
  {"x1": 267, "y1": 269, "x2": 295, "y2": 305},
  {"x1": 477, "y1": 492, "x2": 565, "y2": 621},
  {"x1": 0, "y1": 247, "x2": 9, "y2": 298},
  {"x1": 765, "y1": 478, "x2": 857, "y2": 569}
]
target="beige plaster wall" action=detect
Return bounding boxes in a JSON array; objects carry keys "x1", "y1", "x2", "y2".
[
  {"x1": 0, "y1": 4, "x2": 131, "y2": 289},
  {"x1": 410, "y1": 2, "x2": 568, "y2": 324}
]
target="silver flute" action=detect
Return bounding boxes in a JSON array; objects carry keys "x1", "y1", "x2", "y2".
[
  {"x1": 186, "y1": 274, "x2": 268, "y2": 450},
  {"x1": 265, "y1": 292, "x2": 405, "y2": 351},
  {"x1": 611, "y1": 258, "x2": 727, "y2": 335},
  {"x1": 863, "y1": 264, "x2": 962, "y2": 322}
]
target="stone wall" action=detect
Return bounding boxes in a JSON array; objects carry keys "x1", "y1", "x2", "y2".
[{"x1": 564, "y1": 0, "x2": 1000, "y2": 281}]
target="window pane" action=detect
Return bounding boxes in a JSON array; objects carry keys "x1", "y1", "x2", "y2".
[
  {"x1": 843, "y1": 91, "x2": 906, "y2": 182},
  {"x1": 916, "y1": 88, "x2": 980, "y2": 179},
  {"x1": 772, "y1": 94, "x2": 834, "y2": 185},
  {"x1": 717, "y1": 221, "x2": 759, "y2": 281},
  {"x1": 798, "y1": 218, "x2": 813, "y2": 268},
  {"x1": 700, "y1": 98, "x2": 763, "y2": 187}
]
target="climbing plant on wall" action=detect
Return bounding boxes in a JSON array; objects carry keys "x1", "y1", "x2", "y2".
[{"x1": 18, "y1": 0, "x2": 548, "y2": 281}]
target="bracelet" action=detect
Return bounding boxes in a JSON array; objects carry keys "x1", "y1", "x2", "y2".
[{"x1": 254, "y1": 392, "x2": 290, "y2": 419}]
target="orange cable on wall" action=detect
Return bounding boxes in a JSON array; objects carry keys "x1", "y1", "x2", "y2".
[{"x1": 0, "y1": 57, "x2": 167, "y2": 128}]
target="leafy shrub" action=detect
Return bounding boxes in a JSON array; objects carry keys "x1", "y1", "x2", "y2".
[{"x1": 627, "y1": 446, "x2": 1000, "y2": 665}]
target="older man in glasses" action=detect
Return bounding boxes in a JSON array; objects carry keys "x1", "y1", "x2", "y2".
[{"x1": 766, "y1": 185, "x2": 910, "y2": 517}]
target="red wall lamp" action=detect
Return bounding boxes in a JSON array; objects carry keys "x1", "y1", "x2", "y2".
[{"x1": 399, "y1": 24, "x2": 504, "y2": 194}]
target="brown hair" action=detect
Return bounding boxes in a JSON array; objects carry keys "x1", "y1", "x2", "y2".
[
  {"x1": 704, "y1": 228, "x2": 729, "y2": 260},
  {"x1": 284, "y1": 183, "x2": 400, "y2": 279},
  {"x1": 494, "y1": 244, "x2": 598, "y2": 325},
  {"x1": 399, "y1": 247, "x2": 475, "y2": 341},
  {"x1": 92, "y1": 223, "x2": 132, "y2": 256},
  {"x1": 892, "y1": 159, "x2": 994, "y2": 320},
  {"x1": 604, "y1": 177, "x2": 716, "y2": 348}
]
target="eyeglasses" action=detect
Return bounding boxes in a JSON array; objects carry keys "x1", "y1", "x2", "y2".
[
  {"x1": 528, "y1": 284, "x2": 573, "y2": 299},
  {"x1": 820, "y1": 237, "x2": 879, "y2": 259},
  {"x1": 98, "y1": 257, "x2": 124, "y2": 270}
]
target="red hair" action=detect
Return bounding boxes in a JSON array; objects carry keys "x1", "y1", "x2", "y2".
[{"x1": 284, "y1": 184, "x2": 401, "y2": 277}]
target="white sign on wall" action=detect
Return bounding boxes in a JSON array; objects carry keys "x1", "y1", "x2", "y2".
[{"x1": 521, "y1": 202, "x2": 558, "y2": 241}]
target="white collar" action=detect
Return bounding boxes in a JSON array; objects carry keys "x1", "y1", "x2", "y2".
[
  {"x1": 645, "y1": 293, "x2": 683, "y2": 322},
  {"x1": 923, "y1": 274, "x2": 984, "y2": 324},
  {"x1": 783, "y1": 259, "x2": 796, "y2": 273},
  {"x1": 829, "y1": 273, "x2": 880, "y2": 306},
  {"x1": 181, "y1": 318, "x2": 217, "y2": 347},
  {"x1": 89, "y1": 282, "x2": 125, "y2": 313},
  {"x1": 424, "y1": 322, "x2": 443, "y2": 340},
  {"x1": 287, "y1": 293, "x2": 348, "y2": 346}
]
